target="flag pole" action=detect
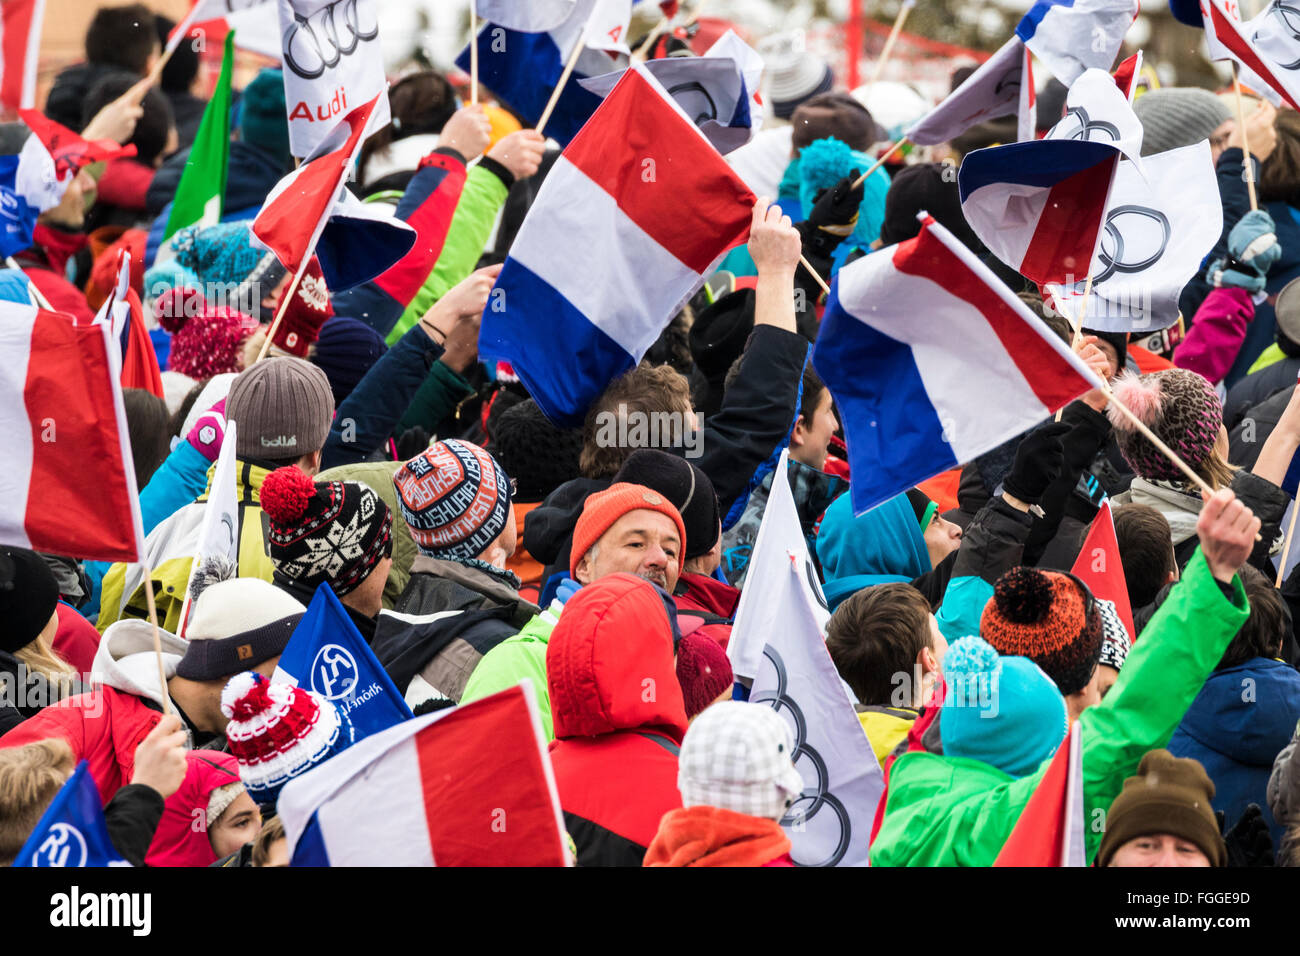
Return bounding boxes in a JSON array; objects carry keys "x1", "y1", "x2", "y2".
[
  {"x1": 469, "y1": 0, "x2": 479, "y2": 107},
  {"x1": 632, "y1": 16, "x2": 670, "y2": 61},
  {"x1": 1277, "y1": 502, "x2": 1299, "y2": 587},
  {"x1": 255, "y1": 257, "x2": 311, "y2": 363},
  {"x1": 5, "y1": 256, "x2": 54, "y2": 310},
  {"x1": 851, "y1": 136, "x2": 908, "y2": 188},
  {"x1": 799, "y1": 254, "x2": 831, "y2": 296},
  {"x1": 864, "y1": 0, "x2": 915, "y2": 90},
  {"x1": 139, "y1": 560, "x2": 174, "y2": 717},
  {"x1": 536, "y1": 28, "x2": 589, "y2": 136},
  {"x1": 1230, "y1": 63, "x2": 1259, "y2": 211}
]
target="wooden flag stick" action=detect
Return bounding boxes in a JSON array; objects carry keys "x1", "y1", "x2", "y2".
[
  {"x1": 1106, "y1": 390, "x2": 1213, "y2": 495},
  {"x1": 255, "y1": 258, "x2": 311, "y2": 363},
  {"x1": 1277, "y1": 501, "x2": 1299, "y2": 587},
  {"x1": 1230, "y1": 62, "x2": 1259, "y2": 212},
  {"x1": 469, "y1": 0, "x2": 479, "y2": 106},
  {"x1": 632, "y1": 15, "x2": 670, "y2": 61},
  {"x1": 799, "y1": 254, "x2": 831, "y2": 296},
  {"x1": 139, "y1": 560, "x2": 174, "y2": 717},
  {"x1": 865, "y1": 0, "x2": 915, "y2": 89},
  {"x1": 536, "y1": 29, "x2": 588, "y2": 136},
  {"x1": 852, "y1": 136, "x2": 908, "y2": 188}
]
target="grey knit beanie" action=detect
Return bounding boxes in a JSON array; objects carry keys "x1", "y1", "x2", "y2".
[
  {"x1": 226, "y1": 357, "x2": 335, "y2": 460},
  {"x1": 1133, "y1": 88, "x2": 1232, "y2": 156},
  {"x1": 760, "y1": 32, "x2": 834, "y2": 120}
]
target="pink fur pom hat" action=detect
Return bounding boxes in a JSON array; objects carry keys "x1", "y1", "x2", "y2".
[{"x1": 1106, "y1": 369, "x2": 1222, "y2": 482}]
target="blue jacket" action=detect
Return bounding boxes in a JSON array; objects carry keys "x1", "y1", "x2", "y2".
[
  {"x1": 1168, "y1": 656, "x2": 1300, "y2": 846},
  {"x1": 815, "y1": 493, "x2": 929, "y2": 611}
]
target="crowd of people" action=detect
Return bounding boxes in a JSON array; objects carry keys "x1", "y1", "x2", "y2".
[{"x1": 1, "y1": 2, "x2": 1300, "y2": 869}]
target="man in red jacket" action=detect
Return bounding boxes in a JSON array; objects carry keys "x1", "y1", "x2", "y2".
[{"x1": 547, "y1": 574, "x2": 688, "y2": 866}]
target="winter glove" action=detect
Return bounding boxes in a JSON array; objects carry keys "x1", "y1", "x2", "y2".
[
  {"x1": 555, "y1": 576, "x2": 583, "y2": 606},
  {"x1": 1222, "y1": 804, "x2": 1275, "y2": 867},
  {"x1": 1002, "y1": 420, "x2": 1071, "y2": 506},
  {"x1": 185, "y1": 398, "x2": 227, "y2": 463},
  {"x1": 796, "y1": 172, "x2": 865, "y2": 259},
  {"x1": 394, "y1": 425, "x2": 431, "y2": 462},
  {"x1": 1206, "y1": 210, "x2": 1282, "y2": 294}
]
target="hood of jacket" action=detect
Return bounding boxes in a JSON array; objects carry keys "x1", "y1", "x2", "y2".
[
  {"x1": 147, "y1": 751, "x2": 243, "y2": 867},
  {"x1": 643, "y1": 805, "x2": 791, "y2": 867},
  {"x1": 522, "y1": 476, "x2": 610, "y2": 566},
  {"x1": 1175, "y1": 658, "x2": 1300, "y2": 766},
  {"x1": 816, "y1": 491, "x2": 930, "y2": 609},
  {"x1": 548, "y1": 573, "x2": 688, "y2": 742},
  {"x1": 1112, "y1": 477, "x2": 1202, "y2": 546},
  {"x1": 93, "y1": 618, "x2": 187, "y2": 709},
  {"x1": 675, "y1": 572, "x2": 740, "y2": 618}
]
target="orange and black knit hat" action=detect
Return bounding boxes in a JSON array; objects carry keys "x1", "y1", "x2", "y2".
[{"x1": 980, "y1": 567, "x2": 1104, "y2": 696}]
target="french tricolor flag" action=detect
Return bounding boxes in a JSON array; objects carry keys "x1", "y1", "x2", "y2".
[
  {"x1": 278, "y1": 682, "x2": 570, "y2": 866},
  {"x1": 0, "y1": 306, "x2": 145, "y2": 563},
  {"x1": 480, "y1": 61, "x2": 755, "y2": 427},
  {"x1": 812, "y1": 215, "x2": 1105, "y2": 516},
  {"x1": 1203, "y1": 0, "x2": 1300, "y2": 111},
  {"x1": 1016, "y1": 0, "x2": 1137, "y2": 84}
]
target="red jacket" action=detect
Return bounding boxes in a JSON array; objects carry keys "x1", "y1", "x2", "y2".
[
  {"x1": 0, "y1": 685, "x2": 164, "y2": 803},
  {"x1": 674, "y1": 571, "x2": 739, "y2": 650},
  {"x1": 547, "y1": 573, "x2": 688, "y2": 866},
  {"x1": 52, "y1": 602, "x2": 101, "y2": 675}
]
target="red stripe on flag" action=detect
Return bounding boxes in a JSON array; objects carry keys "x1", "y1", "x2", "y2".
[
  {"x1": 1017, "y1": 156, "x2": 1113, "y2": 286},
  {"x1": 1071, "y1": 499, "x2": 1137, "y2": 641},
  {"x1": 563, "y1": 68, "x2": 756, "y2": 275},
  {"x1": 893, "y1": 224, "x2": 1096, "y2": 410},
  {"x1": 993, "y1": 729, "x2": 1072, "y2": 866},
  {"x1": 24, "y1": 312, "x2": 140, "y2": 562},
  {"x1": 414, "y1": 687, "x2": 567, "y2": 867},
  {"x1": 1, "y1": 0, "x2": 36, "y2": 113},
  {"x1": 1209, "y1": 1, "x2": 1300, "y2": 110}
]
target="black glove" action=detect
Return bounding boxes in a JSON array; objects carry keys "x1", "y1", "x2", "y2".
[
  {"x1": 1002, "y1": 421, "x2": 1071, "y2": 506},
  {"x1": 796, "y1": 172, "x2": 866, "y2": 259},
  {"x1": 1223, "y1": 804, "x2": 1275, "y2": 867},
  {"x1": 394, "y1": 425, "x2": 431, "y2": 462}
]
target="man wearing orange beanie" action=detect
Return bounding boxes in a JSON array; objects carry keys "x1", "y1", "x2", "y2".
[{"x1": 461, "y1": 483, "x2": 686, "y2": 740}]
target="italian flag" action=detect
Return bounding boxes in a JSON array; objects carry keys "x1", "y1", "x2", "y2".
[{"x1": 163, "y1": 30, "x2": 235, "y2": 244}]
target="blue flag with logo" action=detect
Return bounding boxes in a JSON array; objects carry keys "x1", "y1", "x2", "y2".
[
  {"x1": 0, "y1": 153, "x2": 39, "y2": 259},
  {"x1": 13, "y1": 762, "x2": 129, "y2": 867},
  {"x1": 273, "y1": 583, "x2": 412, "y2": 741}
]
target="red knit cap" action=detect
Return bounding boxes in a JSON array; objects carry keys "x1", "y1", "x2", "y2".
[
  {"x1": 156, "y1": 287, "x2": 259, "y2": 379},
  {"x1": 272, "y1": 258, "x2": 333, "y2": 357},
  {"x1": 675, "y1": 633, "x2": 734, "y2": 718},
  {"x1": 570, "y1": 483, "x2": 687, "y2": 577},
  {"x1": 980, "y1": 567, "x2": 1104, "y2": 696}
]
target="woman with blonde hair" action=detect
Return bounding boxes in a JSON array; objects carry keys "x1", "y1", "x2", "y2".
[{"x1": 0, "y1": 548, "x2": 79, "y2": 735}]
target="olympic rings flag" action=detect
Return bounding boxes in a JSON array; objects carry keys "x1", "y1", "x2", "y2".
[
  {"x1": 277, "y1": 0, "x2": 389, "y2": 158},
  {"x1": 729, "y1": 450, "x2": 885, "y2": 867}
]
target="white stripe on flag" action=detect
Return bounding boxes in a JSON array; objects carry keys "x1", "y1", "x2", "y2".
[
  {"x1": 0, "y1": 305, "x2": 39, "y2": 548},
  {"x1": 960, "y1": 183, "x2": 1047, "y2": 275},
  {"x1": 509, "y1": 156, "x2": 703, "y2": 358},
  {"x1": 21, "y1": 0, "x2": 44, "y2": 109}
]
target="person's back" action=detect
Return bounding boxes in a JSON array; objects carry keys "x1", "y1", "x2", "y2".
[{"x1": 547, "y1": 574, "x2": 688, "y2": 866}]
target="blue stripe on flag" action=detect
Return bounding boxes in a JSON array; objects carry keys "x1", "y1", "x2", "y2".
[
  {"x1": 1015, "y1": 0, "x2": 1080, "y2": 40},
  {"x1": 480, "y1": 259, "x2": 636, "y2": 427},
  {"x1": 290, "y1": 812, "x2": 332, "y2": 867},
  {"x1": 957, "y1": 139, "x2": 1119, "y2": 201},
  {"x1": 456, "y1": 28, "x2": 604, "y2": 146},
  {"x1": 812, "y1": 283, "x2": 958, "y2": 516}
]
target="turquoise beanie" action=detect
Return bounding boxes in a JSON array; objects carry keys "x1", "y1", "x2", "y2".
[
  {"x1": 815, "y1": 492, "x2": 930, "y2": 611},
  {"x1": 238, "y1": 68, "x2": 291, "y2": 166},
  {"x1": 939, "y1": 636, "x2": 1068, "y2": 779},
  {"x1": 797, "y1": 136, "x2": 891, "y2": 251}
]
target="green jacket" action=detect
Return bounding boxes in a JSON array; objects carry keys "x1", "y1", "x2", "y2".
[
  {"x1": 385, "y1": 163, "x2": 510, "y2": 345},
  {"x1": 870, "y1": 548, "x2": 1249, "y2": 867},
  {"x1": 460, "y1": 605, "x2": 558, "y2": 740}
]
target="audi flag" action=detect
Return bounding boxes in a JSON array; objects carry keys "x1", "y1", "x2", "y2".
[
  {"x1": 277, "y1": 0, "x2": 389, "y2": 158},
  {"x1": 729, "y1": 450, "x2": 885, "y2": 868}
]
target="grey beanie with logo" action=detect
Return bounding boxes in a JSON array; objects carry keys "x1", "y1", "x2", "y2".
[
  {"x1": 226, "y1": 357, "x2": 334, "y2": 460},
  {"x1": 1133, "y1": 87, "x2": 1232, "y2": 157}
]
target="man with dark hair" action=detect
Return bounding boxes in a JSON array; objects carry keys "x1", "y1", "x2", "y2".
[
  {"x1": 153, "y1": 14, "x2": 206, "y2": 149},
  {"x1": 45, "y1": 4, "x2": 160, "y2": 131},
  {"x1": 1169, "y1": 564, "x2": 1300, "y2": 847},
  {"x1": 827, "y1": 582, "x2": 947, "y2": 763},
  {"x1": 1113, "y1": 503, "x2": 1178, "y2": 611}
]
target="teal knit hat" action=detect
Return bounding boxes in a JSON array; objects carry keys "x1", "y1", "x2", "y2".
[
  {"x1": 939, "y1": 636, "x2": 1068, "y2": 778},
  {"x1": 238, "y1": 68, "x2": 291, "y2": 166}
]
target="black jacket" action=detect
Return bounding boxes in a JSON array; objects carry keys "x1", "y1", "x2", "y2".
[
  {"x1": 45, "y1": 63, "x2": 137, "y2": 131},
  {"x1": 524, "y1": 324, "x2": 809, "y2": 586},
  {"x1": 104, "y1": 784, "x2": 164, "y2": 867},
  {"x1": 1227, "y1": 367, "x2": 1300, "y2": 435},
  {"x1": 147, "y1": 139, "x2": 291, "y2": 218}
]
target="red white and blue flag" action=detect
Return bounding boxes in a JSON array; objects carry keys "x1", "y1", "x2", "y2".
[
  {"x1": 278, "y1": 682, "x2": 570, "y2": 866},
  {"x1": 480, "y1": 61, "x2": 755, "y2": 427},
  {"x1": 1016, "y1": 0, "x2": 1138, "y2": 84},
  {"x1": 1203, "y1": 0, "x2": 1300, "y2": 110},
  {"x1": 166, "y1": 0, "x2": 279, "y2": 60},
  {"x1": 0, "y1": 305, "x2": 145, "y2": 563},
  {"x1": 812, "y1": 216, "x2": 1105, "y2": 516},
  {"x1": 252, "y1": 95, "x2": 416, "y2": 293},
  {"x1": 0, "y1": 0, "x2": 44, "y2": 116}
]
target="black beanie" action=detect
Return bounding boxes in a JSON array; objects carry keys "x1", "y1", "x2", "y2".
[
  {"x1": 613, "y1": 449, "x2": 721, "y2": 559},
  {"x1": 492, "y1": 398, "x2": 584, "y2": 502},
  {"x1": 0, "y1": 547, "x2": 60, "y2": 653},
  {"x1": 689, "y1": 289, "x2": 755, "y2": 381},
  {"x1": 878, "y1": 163, "x2": 980, "y2": 251}
]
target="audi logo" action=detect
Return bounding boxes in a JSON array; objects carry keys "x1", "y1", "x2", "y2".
[
  {"x1": 282, "y1": 0, "x2": 379, "y2": 81},
  {"x1": 1095, "y1": 204, "x2": 1172, "y2": 284}
]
